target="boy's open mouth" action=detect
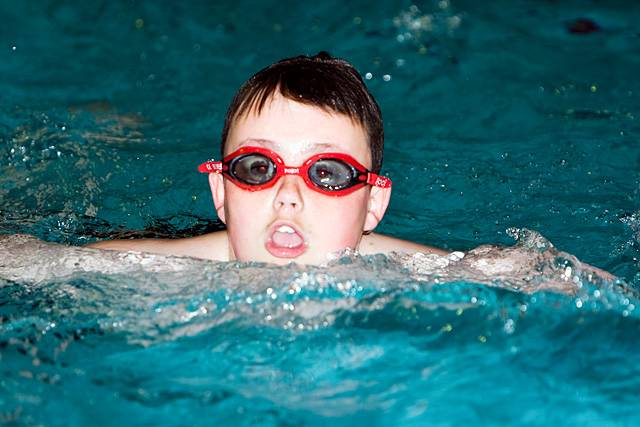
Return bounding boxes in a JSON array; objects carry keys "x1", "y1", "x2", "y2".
[{"x1": 265, "y1": 222, "x2": 307, "y2": 258}]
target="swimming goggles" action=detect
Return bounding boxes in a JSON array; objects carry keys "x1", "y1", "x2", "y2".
[{"x1": 198, "y1": 146, "x2": 392, "y2": 196}]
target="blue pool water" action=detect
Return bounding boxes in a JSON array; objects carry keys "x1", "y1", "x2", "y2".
[{"x1": 1, "y1": 0, "x2": 639, "y2": 425}]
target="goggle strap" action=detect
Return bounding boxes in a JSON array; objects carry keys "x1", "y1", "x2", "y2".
[
  {"x1": 366, "y1": 173, "x2": 392, "y2": 188},
  {"x1": 198, "y1": 161, "x2": 223, "y2": 173}
]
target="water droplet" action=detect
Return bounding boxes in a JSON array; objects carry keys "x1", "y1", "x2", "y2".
[{"x1": 503, "y1": 319, "x2": 515, "y2": 334}]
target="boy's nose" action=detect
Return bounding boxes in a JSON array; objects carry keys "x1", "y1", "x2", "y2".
[{"x1": 273, "y1": 175, "x2": 304, "y2": 212}]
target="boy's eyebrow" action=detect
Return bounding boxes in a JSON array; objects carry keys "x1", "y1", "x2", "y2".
[
  {"x1": 235, "y1": 138, "x2": 341, "y2": 153},
  {"x1": 236, "y1": 138, "x2": 275, "y2": 148}
]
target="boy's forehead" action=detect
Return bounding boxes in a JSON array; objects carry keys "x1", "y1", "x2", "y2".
[
  {"x1": 230, "y1": 137, "x2": 346, "y2": 155},
  {"x1": 225, "y1": 97, "x2": 371, "y2": 163}
]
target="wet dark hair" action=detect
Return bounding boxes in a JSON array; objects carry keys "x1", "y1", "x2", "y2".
[{"x1": 220, "y1": 52, "x2": 384, "y2": 173}]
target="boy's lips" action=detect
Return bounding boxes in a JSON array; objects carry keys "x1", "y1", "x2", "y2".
[{"x1": 265, "y1": 222, "x2": 307, "y2": 259}]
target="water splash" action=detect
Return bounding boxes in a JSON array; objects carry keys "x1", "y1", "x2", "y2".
[
  {"x1": 1, "y1": 233, "x2": 638, "y2": 426},
  {"x1": 400, "y1": 227, "x2": 624, "y2": 294},
  {"x1": 0, "y1": 231, "x2": 634, "y2": 344}
]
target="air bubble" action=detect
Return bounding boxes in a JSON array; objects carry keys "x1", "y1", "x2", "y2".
[
  {"x1": 365, "y1": 72, "x2": 373, "y2": 80},
  {"x1": 503, "y1": 319, "x2": 515, "y2": 334}
]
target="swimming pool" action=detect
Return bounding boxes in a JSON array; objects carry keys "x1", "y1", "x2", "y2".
[{"x1": 1, "y1": 0, "x2": 639, "y2": 425}]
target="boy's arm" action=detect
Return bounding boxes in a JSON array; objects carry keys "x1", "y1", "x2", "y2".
[
  {"x1": 359, "y1": 232, "x2": 448, "y2": 256},
  {"x1": 86, "y1": 231, "x2": 229, "y2": 261}
]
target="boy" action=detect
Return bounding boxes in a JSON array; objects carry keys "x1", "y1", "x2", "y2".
[{"x1": 89, "y1": 52, "x2": 447, "y2": 264}]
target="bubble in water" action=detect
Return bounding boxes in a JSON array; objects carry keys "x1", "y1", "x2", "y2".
[{"x1": 503, "y1": 319, "x2": 515, "y2": 334}]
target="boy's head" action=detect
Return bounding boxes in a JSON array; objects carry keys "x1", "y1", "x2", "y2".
[
  {"x1": 206, "y1": 52, "x2": 392, "y2": 264},
  {"x1": 221, "y1": 52, "x2": 384, "y2": 172}
]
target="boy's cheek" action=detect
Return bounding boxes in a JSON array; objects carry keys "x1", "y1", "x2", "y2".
[{"x1": 314, "y1": 200, "x2": 369, "y2": 248}]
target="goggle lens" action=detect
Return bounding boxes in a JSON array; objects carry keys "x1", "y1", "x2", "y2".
[
  {"x1": 230, "y1": 153, "x2": 275, "y2": 185},
  {"x1": 308, "y1": 158, "x2": 357, "y2": 191}
]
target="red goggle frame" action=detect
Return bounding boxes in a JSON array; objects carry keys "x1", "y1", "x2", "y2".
[{"x1": 198, "y1": 146, "x2": 391, "y2": 197}]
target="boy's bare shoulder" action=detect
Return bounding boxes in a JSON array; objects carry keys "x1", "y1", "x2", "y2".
[
  {"x1": 87, "y1": 231, "x2": 230, "y2": 261},
  {"x1": 359, "y1": 232, "x2": 448, "y2": 256},
  {"x1": 87, "y1": 231, "x2": 446, "y2": 261}
]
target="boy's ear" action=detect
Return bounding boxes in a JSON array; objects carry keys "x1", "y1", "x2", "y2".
[
  {"x1": 363, "y1": 185, "x2": 391, "y2": 232},
  {"x1": 208, "y1": 173, "x2": 226, "y2": 224}
]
